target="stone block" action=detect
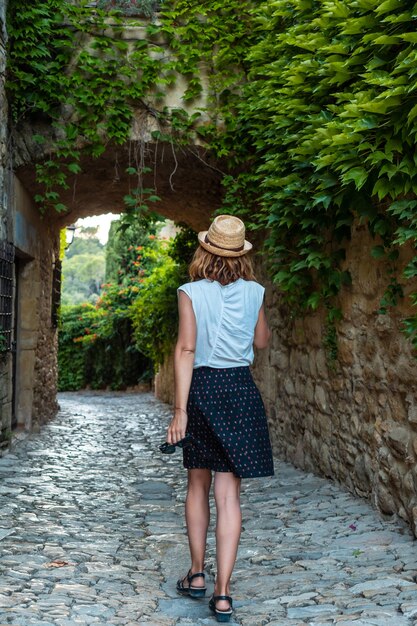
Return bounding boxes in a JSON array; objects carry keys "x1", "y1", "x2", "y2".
[
  {"x1": 350, "y1": 412, "x2": 360, "y2": 435},
  {"x1": 291, "y1": 319, "x2": 305, "y2": 345},
  {"x1": 299, "y1": 352, "x2": 310, "y2": 374},
  {"x1": 388, "y1": 464, "x2": 403, "y2": 490},
  {"x1": 283, "y1": 377, "x2": 295, "y2": 395},
  {"x1": 376, "y1": 484, "x2": 396, "y2": 515},
  {"x1": 120, "y1": 25, "x2": 149, "y2": 40},
  {"x1": 388, "y1": 394, "x2": 407, "y2": 423},
  {"x1": 411, "y1": 507, "x2": 417, "y2": 538},
  {"x1": 270, "y1": 349, "x2": 288, "y2": 371},
  {"x1": 403, "y1": 470, "x2": 415, "y2": 495},
  {"x1": 319, "y1": 412, "x2": 332, "y2": 437},
  {"x1": 18, "y1": 350, "x2": 36, "y2": 389},
  {"x1": 289, "y1": 348, "x2": 301, "y2": 371},
  {"x1": 315, "y1": 349, "x2": 328, "y2": 378},
  {"x1": 407, "y1": 401, "x2": 417, "y2": 426},
  {"x1": 304, "y1": 379, "x2": 314, "y2": 403},
  {"x1": 338, "y1": 337, "x2": 355, "y2": 365},
  {"x1": 396, "y1": 355, "x2": 417, "y2": 384},
  {"x1": 293, "y1": 437, "x2": 305, "y2": 468},
  {"x1": 386, "y1": 426, "x2": 410, "y2": 459},
  {"x1": 18, "y1": 329, "x2": 39, "y2": 351},
  {"x1": 19, "y1": 299, "x2": 40, "y2": 331},
  {"x1": 314, "y1": 385, "x2": 328, "y2": 412},
  {"x1": 308, "y1": 352, "x2": 317, "y2": 377},
  {"x1": 303, "y1": 315, "x2": 322, "y2": 346},
  {"x1": 372, "y1": 354, "x2": 387, "y2": 379},
  {"x1": 354, "y1": 453, "x2": 371, "y2": 491}
]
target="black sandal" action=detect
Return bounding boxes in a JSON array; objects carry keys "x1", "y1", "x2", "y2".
[
  {"x1": 209, "y1": 595, "x2": 233, "y2": 622},
  {"x1": 176, "y1": 569, "x2": 206, "y2": 598}
]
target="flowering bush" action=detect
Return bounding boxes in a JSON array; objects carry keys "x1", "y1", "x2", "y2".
[
  {"x1": 58, "y1": 302, "x2": 152, "y2": 390},
  {"x1": 58, "y1": 220, "x2": 196, "y2": 388}
]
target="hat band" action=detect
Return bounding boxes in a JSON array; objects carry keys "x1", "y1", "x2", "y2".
[{"x1": 205, "y1": 234, "x2": 244, "y2": 253}]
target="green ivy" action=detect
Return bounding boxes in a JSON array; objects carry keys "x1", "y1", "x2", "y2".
[
  {"x1": 7, "y1": 0, "x2": 252, "y2": 213},
  {"x1": 212, "y1": 0, "x2": 417, "y2": 347},
  {"x1": 8, "y1": 0, "x2": 417, "y2": 351}
]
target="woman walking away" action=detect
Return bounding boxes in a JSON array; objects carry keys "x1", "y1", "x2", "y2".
[{"x1": 166, "y1": 214, "x2": 274, "y2": 623}]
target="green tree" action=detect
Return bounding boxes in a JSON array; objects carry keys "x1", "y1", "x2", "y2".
[
  {"x1": 105, "y1": 215, "x2": 161, "y2": 283},
  {"x1": 62, "y1": 253, "x2": 106, "y2": 305},
  {"x1": 66, "y1": 236, "x2": 104, "y2": 259}
]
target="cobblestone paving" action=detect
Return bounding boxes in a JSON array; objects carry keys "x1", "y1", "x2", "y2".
[{"x1": 0, "y1": 392, "x2": 417, "y2": 626}]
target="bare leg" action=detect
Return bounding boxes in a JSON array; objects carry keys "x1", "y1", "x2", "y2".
[
  {"x1": 182, "y1": 468, "x2": 212, "y2": 587},
  {"x1": 213, "y1": 472, "x2": 242, "y2": 610}
]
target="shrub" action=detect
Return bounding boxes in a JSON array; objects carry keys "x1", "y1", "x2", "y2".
[{"x1": 58, "y1": 302, "x2": 152, "y2": 390}]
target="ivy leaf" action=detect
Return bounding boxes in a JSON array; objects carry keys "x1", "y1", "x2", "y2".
[
  {"x1": 342, "y1": 167, "x2": 368, "y2": 189},
  {"x1": 407, "y1": 103, "x2": 417, "y2": 124},
  {"x1": 371, "y1": 245, "x2": 385, "y2": 259},
  {"x1": 67, "y1": 163, "x2": 81, "y2": 174},
  {"x1": 33, "y1": 134, "x2": 46, "y2": 144}
]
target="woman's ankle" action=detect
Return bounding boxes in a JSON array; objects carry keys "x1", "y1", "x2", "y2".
[
  {"x1": 214, "y1": 584, "x2": 230, "y2": 597},
  {"x1": 189, "y1": 567, "x2": 205, "y2": 587}
]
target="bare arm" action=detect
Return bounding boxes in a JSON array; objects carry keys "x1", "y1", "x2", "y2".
[
  {"x1": 167, "y1": 291, "x2": 196, "y2": 444},
  {"x1": 254, "y1": 303, "x2": 271, "y2": 349}
]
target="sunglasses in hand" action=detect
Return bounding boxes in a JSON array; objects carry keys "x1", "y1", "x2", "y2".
[{"x1": 159, "y1": 434, "x2": 194, "y2": 454}]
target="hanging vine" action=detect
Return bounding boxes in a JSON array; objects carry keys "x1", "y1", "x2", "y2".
[{"x1": 6, "y1": 0, "x2": 253, "y2": 214}]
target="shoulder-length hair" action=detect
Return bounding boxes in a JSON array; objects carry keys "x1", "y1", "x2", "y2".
[{"x1": 188, "y1": 246, "x2": 256, "y2": 286}]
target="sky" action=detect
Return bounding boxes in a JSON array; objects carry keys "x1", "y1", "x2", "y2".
[{"x1": 75, "y1": 213, "x2": 120, "y2": 244}]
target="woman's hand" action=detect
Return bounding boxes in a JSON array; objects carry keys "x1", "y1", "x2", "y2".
[{"x1": 167, "y1": 407, "x2": 188, "y2": 444}]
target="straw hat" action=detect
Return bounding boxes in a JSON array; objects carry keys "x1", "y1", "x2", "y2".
[{"x1": 198, "y1": 215, "x2": 252, "y2": 258}]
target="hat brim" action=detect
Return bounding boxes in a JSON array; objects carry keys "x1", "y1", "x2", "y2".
[{"x1": 197, "y1": 231, "x2": 252, "y2": 257}]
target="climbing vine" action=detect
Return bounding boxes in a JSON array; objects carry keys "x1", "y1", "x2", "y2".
[
  {"x1": 6, "y1": 0, "x2": 253, "y2": 214},
  {"x1": 7, "y1": 0, "x2": 417, "y2": 349},
  {"x1": 222, "y1": 0, "x2": 417, "y2": 348}
]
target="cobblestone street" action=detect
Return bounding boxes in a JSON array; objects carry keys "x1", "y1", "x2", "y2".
[{"x1": 0, "y1": 392, "x2": 416, "y2": 626}]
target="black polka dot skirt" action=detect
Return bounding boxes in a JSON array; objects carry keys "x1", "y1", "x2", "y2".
[{"x1": 183, "y1": 366, "x2": 274, "y2": 478}]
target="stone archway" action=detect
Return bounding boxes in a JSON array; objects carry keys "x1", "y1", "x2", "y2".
[
  {"x1": 11, "y1": 136, "x2": 224, "y2": 432},
  {"x1": 17, "y1": 142, "x2": 225, "y2": 232}
]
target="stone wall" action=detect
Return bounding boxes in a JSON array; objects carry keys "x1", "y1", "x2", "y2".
[
  {"x1": 154, "y1": 223, "x2": 417, "y2": 536},
  {"x1": 12, "y1": 177, "x2": 60, "y2": 431},
  {"x1": 252, "y1": 222, "x2": 417, "y2": 535},
  {"x1": 32, "y1": 246, "x2": 60, "y2": 429}
]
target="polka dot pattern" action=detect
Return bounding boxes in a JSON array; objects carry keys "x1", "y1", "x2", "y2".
[{"x1": 183, "y1": 366, "x2": 274, "y2": 478}]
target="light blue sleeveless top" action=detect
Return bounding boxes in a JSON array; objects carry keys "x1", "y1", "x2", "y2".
[{"x1": 178, "y1": 278, "x2": 265, "y2": 369}]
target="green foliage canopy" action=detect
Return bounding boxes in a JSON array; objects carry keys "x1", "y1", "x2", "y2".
[
  {"x1": 58, "y1": 302, "x2": 152, "y2": 390},
  {"x1": 8, "y1": 0, "x2": 417, "y2": 345},
  {"x1": 230, "y1": 0, "x2": 417, "y2": 315},
  {"x1": 62, "y1": 252, "x2": 106, "y2": 305}
]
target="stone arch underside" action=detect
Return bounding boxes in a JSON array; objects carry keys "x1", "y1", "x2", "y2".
[
  {"x1": 17, "y1": 141, "x2": 225, "y2": 232},
  {"x1": 11, "y1": 137, "x2": 225, "y2": 435}
]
